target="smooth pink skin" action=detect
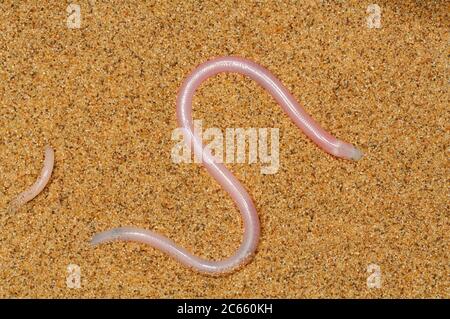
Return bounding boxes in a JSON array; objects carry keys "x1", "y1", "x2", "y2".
[
  {"x1": 9, "y1": 145, "x2": 54, "y2": 211},
  {"x1": 91, "y1": 57, "x2": 363, "y2": 274}
]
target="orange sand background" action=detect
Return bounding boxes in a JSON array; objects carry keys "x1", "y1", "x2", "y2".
[{"x1": 0, "y1": 1, "x2": 448, "y2": 298}]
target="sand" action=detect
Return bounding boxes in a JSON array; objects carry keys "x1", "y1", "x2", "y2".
[{"x1": 0, "y1": 0, "x2": 448, "y2": 298}]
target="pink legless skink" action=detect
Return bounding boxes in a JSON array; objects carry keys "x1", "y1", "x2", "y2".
[
  {"x1": 9, "y1": 145, "x2": 54, "y2": 212},
  {"x1": 91, "y1": 56, "x2": 363, "y2": 275}
]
